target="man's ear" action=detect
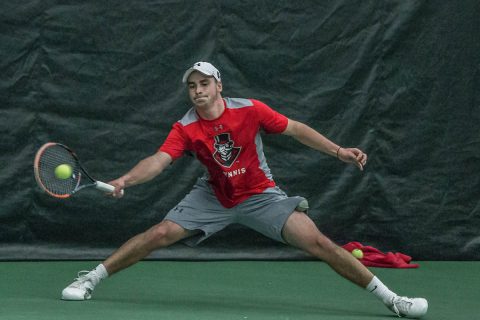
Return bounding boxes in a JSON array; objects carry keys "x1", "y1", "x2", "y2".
[{"x1": 217, "y1": 81, "x2": 223, "y2": 92}]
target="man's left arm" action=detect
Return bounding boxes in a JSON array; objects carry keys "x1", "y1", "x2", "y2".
[{"x1": 282, "y1": 119, "x2": 367, "y2": 171}]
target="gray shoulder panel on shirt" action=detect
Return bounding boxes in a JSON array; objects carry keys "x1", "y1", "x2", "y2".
[
  {"x1": 224, "y1": 97, "x2": 253, "y2": 109},
  {"x1": 178, "y1": 107, "x2": 199, "y2": 126}
]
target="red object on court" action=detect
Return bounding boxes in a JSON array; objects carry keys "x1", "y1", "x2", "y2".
[{"x1": 342, "y1": 241, "x2": 419, "y2": 268}]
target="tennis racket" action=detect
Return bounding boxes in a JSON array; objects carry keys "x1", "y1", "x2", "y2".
[{"x1": 34, "y1": 142, "x2": 120, "y2": 199}]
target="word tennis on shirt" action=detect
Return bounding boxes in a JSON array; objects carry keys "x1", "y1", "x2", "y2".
[{"x1": 223, "y1": 167, "x2": 247, "y2": 178}]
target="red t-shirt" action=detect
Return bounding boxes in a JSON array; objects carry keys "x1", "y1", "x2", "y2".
[{"x1": 159, "y1": 98, "x2": 288, "y2": 208}]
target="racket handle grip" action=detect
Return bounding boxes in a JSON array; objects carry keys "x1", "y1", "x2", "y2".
[{"x1": 95, "y1": 181, "x2": 124, "y2": 195}]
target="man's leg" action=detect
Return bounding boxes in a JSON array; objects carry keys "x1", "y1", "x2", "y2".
[
  {"x1": 282, "y1": 211, "x2": 374, "y2": 287},
  {"x1": 62, "y1": 220, "x2": 197, "y2": 300},
  {"x1": 104, "y1": 220, "x2": 198, "y2": 275},
  {"x1": 282, "y1": 211, "x2": 428, "y2": 318}
]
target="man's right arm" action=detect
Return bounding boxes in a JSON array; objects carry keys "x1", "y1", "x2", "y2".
[{"x1": 109, "y1": 151, "x2": 172, "y2": 197}]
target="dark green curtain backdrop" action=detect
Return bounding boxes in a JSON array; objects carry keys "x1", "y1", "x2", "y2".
[{"x1": 1, "y1": 1, "x2": 479, "y2": 260}]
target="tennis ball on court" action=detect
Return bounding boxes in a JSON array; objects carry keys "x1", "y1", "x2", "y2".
[
  {"x1": 54, "y1": 164, "x2": 73, "y2": 180},
  {"x1": 352, "y1": 249, "x2": 364, "y2": 259}
]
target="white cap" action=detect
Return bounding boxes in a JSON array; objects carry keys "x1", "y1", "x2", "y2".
[{"x1": 182, "y1": 62, "x2": 221, "y2": 83}]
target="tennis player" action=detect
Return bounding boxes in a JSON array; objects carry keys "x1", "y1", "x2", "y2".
[{"x1": 62, "y1": 62, "x2": 428, "y2": 318}]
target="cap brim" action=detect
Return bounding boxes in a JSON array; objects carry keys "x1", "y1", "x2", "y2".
[{"x1": 182, "y1": 68, "x2": 196, "y2": 83}]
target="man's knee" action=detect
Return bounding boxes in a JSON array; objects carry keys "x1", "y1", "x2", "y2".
[
  {"x1": 304, "y1": 233, "x2": 337, "y2": 256},
  {"x1": 283, "y1": 211, "x2": 336, "y2": 253},
  {"x1": 145, "y1": 220, "x2": 185, "y2": 248}
]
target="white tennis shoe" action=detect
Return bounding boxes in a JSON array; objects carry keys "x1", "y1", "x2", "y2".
[
  {"x1": 388, "y1": 296, "x2": 428, "y2": 318},
  {"x1": 61, "y1": 270, "x2": 101, "y2": 300}
]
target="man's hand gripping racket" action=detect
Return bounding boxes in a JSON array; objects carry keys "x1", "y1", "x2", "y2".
[{"x1": 34, "y1": 142, "x2": 123, "y2": 198}]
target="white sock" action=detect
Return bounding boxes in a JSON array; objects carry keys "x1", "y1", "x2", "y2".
[
  {"x1": 93, "y1": 264, "x2": 109, "y2": 280},
  {"x1": 366, "y1": 276, "x2": 397, "y2": 305}
]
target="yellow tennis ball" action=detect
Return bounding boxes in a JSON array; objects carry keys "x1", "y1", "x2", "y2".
[
  {"x1": 54, "y1": 164, "x2": 73, "y2": 180},
  {"x1": 352, "y1": 248, "x2": 364, "y2": 259}
]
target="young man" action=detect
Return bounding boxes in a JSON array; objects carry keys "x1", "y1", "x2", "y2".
[{"x1": 62, "y1": 62, "x2": 428, "y2": 318}]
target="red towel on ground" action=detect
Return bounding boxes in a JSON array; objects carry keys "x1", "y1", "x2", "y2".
[{"x1": 342, "y1": 241, "x2": 419, "y2": 268}]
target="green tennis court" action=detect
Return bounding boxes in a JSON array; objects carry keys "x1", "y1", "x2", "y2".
[{"x1": 1, "y1": 261, "x2": 476, "y2": 319}]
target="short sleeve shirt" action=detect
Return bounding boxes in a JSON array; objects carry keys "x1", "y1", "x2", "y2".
[{"x1": 159, "y1": 98, "x2": 288, "y2": 208}]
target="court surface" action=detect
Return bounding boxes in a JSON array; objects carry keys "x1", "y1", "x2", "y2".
[{"x1": 0, "y1": 261, "x2": 476, "y2": 319}]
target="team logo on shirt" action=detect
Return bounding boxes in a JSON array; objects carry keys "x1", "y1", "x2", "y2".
[{"x1": 213, "y1": 132, "x2": 241, "y2": 168}]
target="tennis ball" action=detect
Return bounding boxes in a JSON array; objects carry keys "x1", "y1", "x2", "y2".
[
  {"x1": 352, "y1": 248, "x2": 364, "y2": 259},
  {"x1": 54, "y1": 164, "x2": 73, "y2": 180}
]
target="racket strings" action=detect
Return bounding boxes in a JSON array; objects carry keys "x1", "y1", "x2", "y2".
[{"x1": 37, "y1": 145, "x2": 81, "y2": 196}]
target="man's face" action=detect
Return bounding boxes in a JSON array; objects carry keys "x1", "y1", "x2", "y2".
[{"x1": 187, "y1": 71, "x2": 222, "y2": 107}]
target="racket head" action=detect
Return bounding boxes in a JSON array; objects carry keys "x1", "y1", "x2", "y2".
[{"x1": 34, "y1": 142, "x2": 83, "y2": 198}]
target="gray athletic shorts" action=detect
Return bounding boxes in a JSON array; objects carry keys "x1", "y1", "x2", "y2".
[{"x1": 164, "y1": 177, "x2": 306, "y2": 246}]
